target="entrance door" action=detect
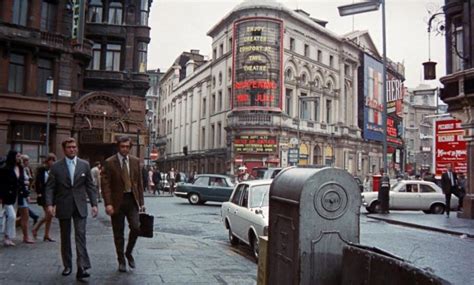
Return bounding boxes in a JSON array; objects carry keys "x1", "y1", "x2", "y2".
[{"x1": 80, "y1": 143, "x2": 116, "y2": 164}]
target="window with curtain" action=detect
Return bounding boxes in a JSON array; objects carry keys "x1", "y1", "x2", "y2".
[
  {"x1": 105, "y1": 44, "x2": 121, "y2": 71},
  {"x1": 88, "y1": 0, "x2": 103, "y2": 23},
  {"x1": 40, "y1": 0, "x2": 57, "y2": 32},
  {"x1": 37, "y1": 58, "x2": 53, "y2": 96},
  {"x1": 138, "y1": 42, "x2": 147, "y2": 73},
  {"x1": 12, "y1": 0, "x2": 28, "y2": 26},
  {"x1": 89, "y1": 43, "x2": 101, "y2": 70},
  {"x1": 326, "y1": 99, "x2": 332, "y2": 123},
  {"x1": 140, "y1": 0, "x2": 149, "y2": 26},
  {"x1": 300, "y1": 93, "x2": 309, "y2": 120},
  {"x1": 314, "y1": 97, "x2": 320, "y2": 122},
  {"x1": 108, "y1": 1, "x2": 123, "y2": 25},
  {"x1": 8, "y1": 53, "x2": 25, "y2": 93}
]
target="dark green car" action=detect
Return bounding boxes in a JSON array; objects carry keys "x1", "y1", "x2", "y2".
[{"x1": 174, "y1": 174, "x2": 235, "y2": 205}]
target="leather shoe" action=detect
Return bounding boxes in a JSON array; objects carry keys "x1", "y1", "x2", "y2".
[
  {"x1": 126, "y1": 253, "x2": 135, "y2": 269},
  {"x1": 76, "y1": 268, "x2": 90, "y2": 280},
  {"x1": 118, "y1": 263, "x2": 127, "y2": 272},
  {"x1": 62, "y1": 267, "x2": 72, "y2": 276}
]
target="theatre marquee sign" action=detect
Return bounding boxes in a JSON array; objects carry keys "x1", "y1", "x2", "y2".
[
  {"x1": 232, "y1": 17, "x2": 283, "y2": 111},
  {"x1": 234, "y1": 135, "x2": 277, "y2": 153}
]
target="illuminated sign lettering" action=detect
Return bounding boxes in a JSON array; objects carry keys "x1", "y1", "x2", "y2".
[{"x1": 234, "y1": 135, "x2": 277, "y2": 153}]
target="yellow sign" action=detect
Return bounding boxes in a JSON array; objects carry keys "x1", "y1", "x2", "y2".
[
  {"x1": 324, "y1": 146, "x2": 333, "y2": 157},
  {"x1": 299, "y1": 143, "x2": 308, "y2": 165}
]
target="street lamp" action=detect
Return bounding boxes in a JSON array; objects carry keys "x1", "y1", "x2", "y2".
[
  {"x1": 146, "y1": 110, "x2": 154, "y2": 165},
  {"x1": 338, "y1": 0, "x2": 388, "y2": 173},
  {"x1": 103, "y1": 111, "x2": 107, "y2": 142},
  {"x1": 45, "y1": 76, "x2": 54, "y2": 155}
]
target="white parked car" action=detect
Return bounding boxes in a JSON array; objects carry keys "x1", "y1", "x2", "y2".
[
  {"x1": 221, "y1": 180, "x2": 271, "y2": 260},
  {"x1": 362, "y1": 180, "x2": 459, "y2": 214}
]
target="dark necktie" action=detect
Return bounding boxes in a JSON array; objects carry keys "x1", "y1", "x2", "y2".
[{"x1": 122, "y1": 157, "x2": 131, "y2": 192}]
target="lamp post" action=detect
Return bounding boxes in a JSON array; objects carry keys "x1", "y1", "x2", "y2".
[
  {"x1": 102, "y1": 111, "x2": 107, "y2": 142},
  {"x1": 45, "y1": 76, "x2": 54, "y2": 156},
  {"x1": 338, "y1": 0, "x2": 388, "y2": 173}
]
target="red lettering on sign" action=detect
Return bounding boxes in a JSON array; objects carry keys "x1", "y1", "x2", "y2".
[
  {"x1": 236, "y1": 94, "x2": 250, "y2": 103},
  {"x1": 234, "y1": 80, "x2": 278, "y2": 90}
]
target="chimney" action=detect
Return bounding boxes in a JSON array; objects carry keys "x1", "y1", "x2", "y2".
[{"x1": 186, "y1": 59, "x2": 196, "y2": 76}]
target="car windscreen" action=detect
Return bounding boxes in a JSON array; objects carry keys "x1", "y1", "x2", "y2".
[
  {"x1": 254, "y1": 169, "x2": 267, "y2": 179},
  {"x1": 250, "y1": 184, "x2": 270, "y2": 208}
]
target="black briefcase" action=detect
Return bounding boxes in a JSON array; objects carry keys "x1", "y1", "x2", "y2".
[{"x1": 139, "y1": 212, "x2": 154, "y2": 238}]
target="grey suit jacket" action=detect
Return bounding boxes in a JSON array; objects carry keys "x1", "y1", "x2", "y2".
[{"x1": 45, "y1": 157, "x2": 98, "y2": 219}]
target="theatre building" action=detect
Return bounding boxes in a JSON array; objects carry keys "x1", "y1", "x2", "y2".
[
  {"x1": 158, "y1": 1, "x2": 387, "y2": 176},
  {"x1": 0, "y1": 0, "x2": 153, "y2": 165}
]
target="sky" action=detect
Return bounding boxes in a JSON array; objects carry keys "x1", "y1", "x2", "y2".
[{"x1": 148, "y1": 0, "x2": 446, "y2": 89}]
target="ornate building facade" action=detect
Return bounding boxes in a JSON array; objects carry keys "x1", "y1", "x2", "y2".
[
  {"x1": 0, "y1": 0, "x2": 153, "y2": 165},
  {"x1": 157, "y1": 1, "x2": 396, "y2": 177}
]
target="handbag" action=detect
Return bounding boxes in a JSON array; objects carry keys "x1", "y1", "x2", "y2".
[{"x1": 139, "y1": 212, "x2": 154, "y2": 238}]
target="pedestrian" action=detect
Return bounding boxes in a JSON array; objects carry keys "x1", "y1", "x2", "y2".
[
  {"x1": 457, "y1": 173, "x2": 466, "y2": 211},
  {"x1": 20, "y1": 154, "x2": 40, "y2": 226},
  {"x1": 15, "y1": 153, "x2": 36, "y2": 243},
  {"x1": 45, "y1": 137, "x2": 98, "y2": 280},
  {"x1": 378, "y1": 168, "x2": 390, "y2": 214},
  {"x1": 32, "y1": 153, "x2": 57, "y2": 242},
  {"x1": 91, "y1": 161, "x2": 102, "y2": 202},
  {"x1": 101, "y1": 136, "x2": 145, "y2": 273},
  {"x1": 175, "y1": 169, "x2": 181, "y2": 183},
  {"x1": 0, "y1": 150, "x2": 26, "y2": 246},
  {"x1": 441, "y1": 163, "x2": 458, "y2": 217},
  {"x1": 363, "y1": 175, "x2": 371, "y2": 192},
  {"x1": 148, "y1": 166, "x2": 155, "y2": 193},
  {"x1": 168, "y1": 168, "x2": 176, "y2": 194},
  {"x1": 152, "y1": 167, "x2": 162, "y2": 195}
]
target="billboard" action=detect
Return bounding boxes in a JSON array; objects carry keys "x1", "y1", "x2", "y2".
[
  {"x1": 232, "y1": 18, "x2": 283, "y2": 111},
  {"x1": 234, "y1": 135, "x2": 277, "y2": 153},
  {"x1": 435, "y1": 119, "x2": 467, "y2": 176},
  {"x1": 362, "y1": 54, "x2": 384, "y2": 142}
]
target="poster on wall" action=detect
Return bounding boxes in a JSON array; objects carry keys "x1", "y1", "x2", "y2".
[
  {"x1": 232, "y1": 17, "x2": 283, "y2": 111},
  {"x1": 435, "y1": 119, "x2": 467, "y2": 176},
  {"x1": 362, "y1": 54, "x2": 384, "y2": 142}
]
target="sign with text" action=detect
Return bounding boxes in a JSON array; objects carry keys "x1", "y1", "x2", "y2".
[
  {"x1": 288, "y1": 148, "x2": 299, "y2": 164},
  {"x1": 435, "y1": 119, "x2": 467, "y2": 176},
  {"x1": 362, "y1": 54, "x2": 384, "y2": 142},
  {"x1": 234, "y1": 135, "x2": 277, "y2": 153},
  {"x1": 232, "y1": 17, "x2": 282, "y2": 111}
]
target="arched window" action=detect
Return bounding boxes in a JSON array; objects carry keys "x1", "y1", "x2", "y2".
[
  {"x1": 285, "y1": 68, "x2": 293, "y2": 80},
  {"x1": 313, "y1": 145, "x2": 322, "y2": 165},
  {"x1": 108, "y1": 1, "x2": 122, "y2": 25},
  {"x1": 301, "y1": 73, "x2": 307, "y2": 84}
]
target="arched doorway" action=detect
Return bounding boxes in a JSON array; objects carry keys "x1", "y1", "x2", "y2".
[{"x1": 313, "y1": 145, "x2": 322, "y2": 165}]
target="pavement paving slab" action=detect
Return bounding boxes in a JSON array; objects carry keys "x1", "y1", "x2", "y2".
[{"x1": 367, "y1": 212, "x2": 474, "y2": 237}]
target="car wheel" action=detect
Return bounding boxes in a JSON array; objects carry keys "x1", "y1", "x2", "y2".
[
  {"x1": 250, "y1": 232, "x2": 259, "y2": 261},
  {"x1": 228, "y1": 226, "x2": 239, "y2": 246},
  {"x1": 368, "y1": 201, "x2": 380, "y2": 213},
  {"x1": 430, "y1": 203, "x2": 445, "y2": 214},
  {"x1": 423, "y1": 210, "x2": 431, "y2": 214},
  {"x1": 188, "y1": 193, "x2": 201, "y2": 205}
]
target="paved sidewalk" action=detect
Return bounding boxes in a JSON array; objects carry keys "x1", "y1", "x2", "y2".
[
  {"x1": 0, "y1": 204, "x2": 256, "y2": 284},
  {"x1": 367, "y1": 212, "x2": 474, "y2": 238}
]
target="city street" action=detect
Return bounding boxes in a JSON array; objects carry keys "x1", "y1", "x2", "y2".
[{"x1": 1, "y1": 196, "x2": 473, "y2": 284}]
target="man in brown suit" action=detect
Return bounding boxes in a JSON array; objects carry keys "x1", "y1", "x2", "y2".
[{"x1": 101, "y1": 136, "x2": 145, "y2": 272}]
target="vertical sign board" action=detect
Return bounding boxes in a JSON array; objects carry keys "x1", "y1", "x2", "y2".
[
  {"x1": 362, "y1": 54, "x2": 384, "y2": 142},
  {"x1": 232, "y1": 18, "x2": 283, "y2": 111},
  {"x1": 435, "y1": 119, "x2": 467, "y2": 176},
  {"x1": 72, "y1": 0, "x2": 85, "y2": 44}
]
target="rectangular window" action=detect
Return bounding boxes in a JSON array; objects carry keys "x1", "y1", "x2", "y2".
[
  {"x1": 106, "y1": 44, "x2": 121, "y2": 71},
  {"x1": 89, "y1": 43, "x2": 101, "y2": 70},
  {"x1": 202, "y1": 98, "x2": 206, "y2": 117},
  {"x1": 326, "y1": 99, "x2": 332, "y2": 123},
  {"x1": 452, "y1": 16, "x2": 464, "y2": 72},
  {"x1": 317, "y1": 50, "x2": 322, "y2": 62},
  {"x1": 41, "y1": 1, "x2": 57, "y2": 32},
  {"x1": 299, "y1": 93, "x2": 309, "y2": 120},
  {"x1": 329, "y1": 55, "x2": 334, "y2": 67},
  {"x1": 108, "y1": 2, "x2": 123, "y2": 25},
  {"x1": 37, "y1": 58, "x2": 53, "y2": 96},
  {"x1": 139, "y1": 0, "x2": 148, "y2": 26},
  {"x1": 213, "y1": 48, "x2": 217, "y2": 60},
  {"x1": 218, "y1": 91, "x2": 222, "y2": 111},
  {"x1": 290, "y1": 38, "x2": 295, "y2": 51},
  {"x1": 201, "y1": 127, "x2": 206, "y2": 149},
  {"x1": 314, "y1": 97, "x2": 320, "y2": 122},
  {"x1": 210, "y1": 124, "x2": 215, "y2": 148},
  {"x1": 211, "y1": 94, "x2": 216, "y2": 114},
  {"x1": 285, "y1": 88, "x2": 292, "y2": 115},
  {"x1": 8, "y1": 53, "x2": 25, "y2": 93},
  {"x1": 344, "y1": 64, "x2": 350, "y2": 76},
  {"x1": 228, "y1": 88, "x2": 232, "y2": 109},
  {"x1": 304, "y1": 44, "x2": 309, "y2": 57},
  {"x1": 88, "y1": 0, "x2": 103, "y2": 23},
  {"x1": 12, "y1": 0, "x2": 28, "y2": 26},
  {"x1": 217, "y1": 122, "x2": 222, "y2": 147},
  {"x1": 219, "y1": 43, "x2": 224, "y2": 57},
  {"x1": 229, "y1": 37, "x2": 233, "y2": 52},
  {"x1": 138, "y1": 42, "x2": 147, "y2": 73}
]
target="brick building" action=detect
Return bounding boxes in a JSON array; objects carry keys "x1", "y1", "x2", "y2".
[{"x1": 0, "y1": 0, "x2": 153, "y2": 165}]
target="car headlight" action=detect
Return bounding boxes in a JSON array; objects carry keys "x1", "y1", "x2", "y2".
[{"x1": 263, "y1": 226, "x2": 268, "y2": 236}]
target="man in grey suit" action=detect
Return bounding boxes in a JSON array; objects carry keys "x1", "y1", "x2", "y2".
[{"x1": 45, "y1": 138, "x2": 98, "y2": 280}]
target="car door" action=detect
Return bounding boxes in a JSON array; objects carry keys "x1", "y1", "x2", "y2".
[
  {"x1": 392, "y1": 183, "x2": 421, "y2": 210},
  {"x1": 225, "y1": 185, "x2": 244, "y2": 233},
  {"x1": 419, "y1": 184, "x2": 440, "y2": 210},
  {"x1": 211, "y1": 177, "x2": 233, "y2": 202},
  {"x1": 191, "y1": 176, "x2": 210, "y2": 199},
  {"x1": 233, "y1": 184, "x2": 250, "y2": 242}
]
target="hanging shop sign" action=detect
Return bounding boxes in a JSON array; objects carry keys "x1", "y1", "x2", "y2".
[
  {"x1": 232, "y1": 17, "x2": 283, "y2": 111},
  {"x1": 435, "y1": 119, "x2": 467, "y2": 176},
  {"x1": 234, "y1": 135, "x2": 277, "y2": 153}
]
